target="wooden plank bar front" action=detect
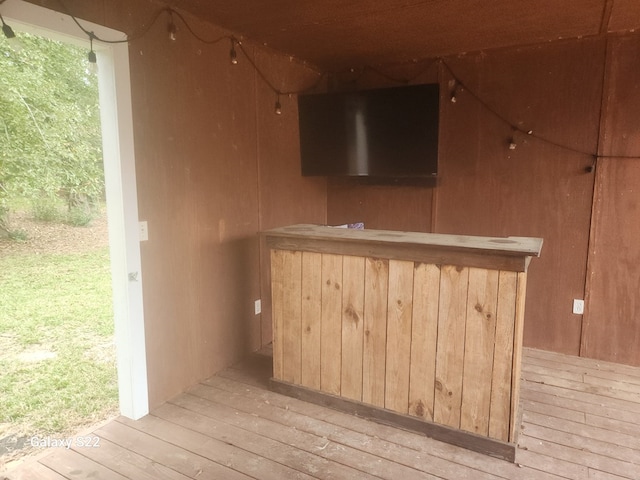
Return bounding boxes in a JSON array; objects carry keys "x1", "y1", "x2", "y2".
[{"x1": 264, "y1": 224, "x2": 543, "y2": 461}]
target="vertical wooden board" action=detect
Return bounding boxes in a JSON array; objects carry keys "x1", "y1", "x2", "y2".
[
  {"x1": 321, "y1": 254, "x2": 343, "y2": 395},
  {"x1": 363, "y1": 258, "x2": 389, "y2": 408},
  {"x1": 510, "y1": 272, "x2": 528, "y2": 442},
  {"x1": 301, "y1": 252, "x2": 322, "y2": 390},
  {"x1": 409, "y1": 263, "x2": 441, "y2": 420},
  {"x1": 489, "y1": 271, "x2": 517, "y2": 441},
  {"x1": 341, "y1": 256, "x2": 366, "y2": 401},
  {"x1": 270, "y1": 250, "x2": 285, "y2": 380},
  {"x1": 434, "y1": 265, "x2": 470, "y2": 429},
  {"x1": 280, "y1": 251, "x2": 302, "y2": 384},
  {"x1": 583, "y1": 160, "x2": 640, "y2": 366},
  {"x1": 384, "y1": 260, "x2": 415, "y2": 414},
  {"x1": 460, "y1": 268, "x2": 499, "y2": 436}
]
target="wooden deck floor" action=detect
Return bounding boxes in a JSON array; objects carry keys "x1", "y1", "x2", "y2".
[{"x1": 4, "y1": 348, "x2": 640, "y2": 480}]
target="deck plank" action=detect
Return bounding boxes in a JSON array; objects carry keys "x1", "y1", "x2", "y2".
[
  {"x1": 39, "y1": 449, "x2": 128, "y2": 480},
  {"x1": 524, "y1": 371, "x2": 640, "y2": 405},
  {"x1": 203, "y1": 376, "x2": 553, "y2": 480},
  {"x1": 5, "y1": 347, "x2": 640, "y2": 480},
  {"x1": 70, "y1": 437, "x2": 191, "y2": 480},
  {"x1": 170, "y1": 393, "x2": 427, "y2": 480},
  {"x1": 523, "y1": 348, "x2": 640, "y2": 380},
  {"x1": 118, "y1": 414, "x2": 315, "y2": 480},
  {"x1": 515, "y1": 449, "x2": 589, "y2": 480},
  {"x1": 521, "y1": 386, "x2": 640, "y2": 425},
  {"x1": 96, "y1": 419, "x2": 253, "y2": 480},
  {"x1": 521, "y1": 398, "x2": 587, "y2": 423},
  {"x1": 5, "y1": 461, "x2": 68, "y2": 480},
  {"x1": 190, "y1": 382, "x2": 508, "y2": 480},
  {"x1": 523, "y1": 410, "x2": 640, "y2": 450},
  {"x1": 519, "y1": 424, "x2": 639, "y2": 478}
]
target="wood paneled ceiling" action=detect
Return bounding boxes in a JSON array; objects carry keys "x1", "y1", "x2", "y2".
[{"x1": 169, "y1": 0, "x2": 640, "y2": 71}]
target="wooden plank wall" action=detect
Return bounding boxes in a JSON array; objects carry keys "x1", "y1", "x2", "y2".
[
  {"x1": 327, "y1": 37, "x2": 605, "y2": 359},
  {"x1": 581, "y1": 34, "x2": 640, "y2": 366},
  {"x1": 271, "y1": 250, "x2": 527, "y2": 443}
]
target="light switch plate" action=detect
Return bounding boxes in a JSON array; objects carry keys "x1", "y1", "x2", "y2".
[{"x1": 139, "y1": 221, "x2": 148, "y2": 241}]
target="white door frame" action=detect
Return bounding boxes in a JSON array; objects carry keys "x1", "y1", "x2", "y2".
[{"x1": 3, "y1": 0, "x2": 149, "y2": 419}]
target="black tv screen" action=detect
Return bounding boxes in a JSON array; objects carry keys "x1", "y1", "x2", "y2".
[{"x1": 298, "y1": 84, "x2": 439, "y2": 178}]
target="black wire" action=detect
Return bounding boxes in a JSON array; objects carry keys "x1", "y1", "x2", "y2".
[
  {"x1": 441, "y1": 60, "x2": 640, "y2": 159},
  {"x1": 55, "y1": 0, "x2": 164, "y2": 44},
  {"x1": 441, "y1": 60, "x2": 595, "y2": 157},
  {"x1": 236, "y1": 42, "x2": 280, "y2": 93},
  {"x1": 169, "y1": 9, "x2": 228, "y2": 45},
  {"x1": 49, "y1": 0, "x2": 323, "y2": 99},
  {"x1": 236, "y1": 42, "x2": 325, "y2": 96},
  {"x1": 13, "y1": 0, "x2": 640, "y2": 151}
]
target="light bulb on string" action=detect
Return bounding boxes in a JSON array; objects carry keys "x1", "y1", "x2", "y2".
[
  {"x1": 88, "y1": 33, "x2": 98, "y2": 74},
  {"x1": 274, "y1": 93, "x2": 282, "y2": 115},
  {"x1": 1, "y1": 13, "x2": 23, "y2": 52},
  {"x1": 1, "y1": 13, "x2": 16, "y2": 39},
  {"x1": 450, "y1": 82, "x2": 459, "y2": 103},
  {"x1": 508, "y1": 129, "x2": 517, "y2": 150},
  {"x1": 230, "y1": 37, "x2": 238, "y2": 65},
  {"x1": 167, "y1": 12, "x2": 177, "y2": 41}
]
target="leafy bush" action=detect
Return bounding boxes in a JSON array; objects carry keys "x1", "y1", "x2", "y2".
[
  {"x1": 30, "y1": 196, "x2": 62, "y2": 222},
  {"x1": 66, "y1": 206, "x2": 94, "y2": 227}
]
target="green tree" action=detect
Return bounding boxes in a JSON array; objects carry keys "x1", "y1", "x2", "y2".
[{"x1": 0, "y1": 31, "x2": 102, "y2": 232}]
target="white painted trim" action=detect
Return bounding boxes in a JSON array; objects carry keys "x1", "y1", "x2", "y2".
[{"x1": 3, "y1": 0, "x2": 149, "y2": 419}]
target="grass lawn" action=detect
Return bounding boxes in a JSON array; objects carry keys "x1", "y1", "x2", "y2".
[{"x1": 0, "y1": 247, "x2": 118, "y2": 443}]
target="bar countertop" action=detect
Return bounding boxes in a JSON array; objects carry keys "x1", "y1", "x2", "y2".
[{"x1": 264, "y1": 224, "x2": 543, "y2": 272}]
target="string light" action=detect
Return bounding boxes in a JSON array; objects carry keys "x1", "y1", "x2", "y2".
[
  {"x1": 5, "y1": 1, "x2": 639, "y2": 158},
  {"x1": 42, "y1": 1, "x2": 325, "y2": 114},
  {"x1": 450, "y1": 82, "x2": 459, "y2": 103},
  {"x1": 0, "y1": 12, "x2": 15, "y2": 39},
  {"x1": 167, "y1": 12, "x2": 177, "y2": 41},
  {"x1": 1, "y1": 12, "x2": 24, "y2": 52},
  {"x1": 274, "y1": 94, "x2": 282, "y2": 115},
  {"x1": 229, "y1": 37, "x2": 238, "y2": 65},
  {"x1": 87, "y1": 33, "x2": 98, "y2": 73}
]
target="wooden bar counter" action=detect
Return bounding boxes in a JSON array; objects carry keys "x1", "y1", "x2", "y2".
[{"x1": 264, "y1": 224, "x2": 543, "y2": 461}]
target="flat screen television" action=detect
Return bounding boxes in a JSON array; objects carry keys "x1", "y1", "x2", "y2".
[{"x1": 298, "y1": 83, "x2": 439, "y2": 178}]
